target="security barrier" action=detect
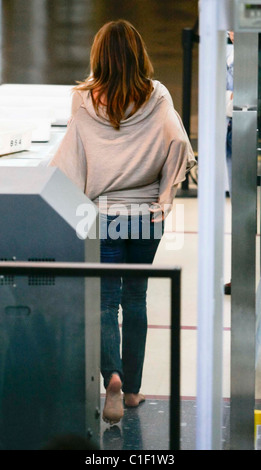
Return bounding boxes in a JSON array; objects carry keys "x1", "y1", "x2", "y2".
[{"x1": 0, "y1": 260, "x2": 181, "y2": 450}]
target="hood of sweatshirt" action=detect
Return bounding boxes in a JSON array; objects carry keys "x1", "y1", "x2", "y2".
[{"x1": 81, "y1": 80, "x2": 172, "y2": 127}]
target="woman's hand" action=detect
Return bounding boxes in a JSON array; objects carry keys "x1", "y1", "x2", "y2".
[{"x1": 151, "y1": 210, "x2": 164, "y2": 223}]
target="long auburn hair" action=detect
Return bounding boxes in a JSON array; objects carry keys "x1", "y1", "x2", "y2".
[{"x1": 74, "y1": 19, "x2": 154, "y2": 130}]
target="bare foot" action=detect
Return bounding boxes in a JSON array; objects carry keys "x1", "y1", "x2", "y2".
[
  {"x1": 103, "y1": 374, "x2": 124, "y2": 425},
  {"x1": 124, "y1": 393, "x2": 145, "y2": 407}
]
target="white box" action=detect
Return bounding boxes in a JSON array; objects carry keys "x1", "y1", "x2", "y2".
[
  {"x1": 0, "y1": 122, "x2": 33, "y2": 156},
  {"x1": 0, "y1": 107, "x2": 55, "y2": 142},
  {"x1": 0, "y1": 84, "x2": 73, "y2": 125}
]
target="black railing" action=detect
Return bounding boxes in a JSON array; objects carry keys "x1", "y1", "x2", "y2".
[
  {"x1": 0, "y1": 260, "x2": 181, "y2": 451},
  {"x1": 181, "y1": 19, "x2": 199, "y2": 195}
]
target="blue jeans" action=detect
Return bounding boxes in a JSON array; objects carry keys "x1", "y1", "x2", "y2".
[{"x1": 100, "y1": 213, "x2": 163, "y2": 393}]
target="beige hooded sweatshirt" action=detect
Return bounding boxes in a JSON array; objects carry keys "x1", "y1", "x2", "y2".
[{"x1": 49, "y1": 80, "x2": 196, "y2": 216}]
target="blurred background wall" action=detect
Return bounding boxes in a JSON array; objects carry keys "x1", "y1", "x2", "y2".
[{"x1": 1, "y1": 0, "x2": 198, "y2": 136}]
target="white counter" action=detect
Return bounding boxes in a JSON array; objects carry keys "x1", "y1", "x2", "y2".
[
  {"x1": 0, "y1": 127, "x2": 66, "y2": 167},
  {"x1": 0, "y1": 83, "x2": 72, "y2": 167}
]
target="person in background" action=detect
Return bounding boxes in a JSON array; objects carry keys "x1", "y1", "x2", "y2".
[
  {"x1": 224, "y1": 30, "x2": 234, "y2": 295},
  {"x1": 49, "y1": 19, "x2": 196, "y2": 425}
]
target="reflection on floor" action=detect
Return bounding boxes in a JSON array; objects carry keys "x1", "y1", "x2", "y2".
[
  {"x1": 100, "y1": 398, "x2": 169, "y2": 451},
  {"x1": 100, "y1": 398, "x2": 231, "y2": 450}
]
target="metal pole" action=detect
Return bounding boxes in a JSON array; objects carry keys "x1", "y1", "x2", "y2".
[
  {"x1": 182, "y1": 28, "x2": 194, "y2": 139},
  {"x1": 181, "y1": 28, "x2": 194, "y2": 191},
  {"x1": 170, "y1": 271, "x2": 181, "y2": 450},
  {"x1": 180, "y1": 25, "x2": 199, "y2": 196},
  {"x1": 0, "y1": 260, "x2": 180, "y2": 279},
  {"x1": 196, "y1": 0, "x2": 226, "y2": 450},
  {"x1": 230, "y1": 32, "x2": 258, "y2": 450}
]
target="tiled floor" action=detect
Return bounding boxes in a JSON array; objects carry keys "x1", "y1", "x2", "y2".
[{"x1": 100, "y1": 397, "x2": 231, "y2": 451}]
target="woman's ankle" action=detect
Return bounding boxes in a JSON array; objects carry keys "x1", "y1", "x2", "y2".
[
  {"x1": 103, "y1": 374, "x2": 124, "y2": 424},
  {"x1": 124, "y1": 392, "x2": 145, "y2": 407},
  {"x1": 107, "y1": 373, "x2": 122, "y2": 391}
]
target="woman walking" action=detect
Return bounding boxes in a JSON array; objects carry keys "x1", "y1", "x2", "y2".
[{"x1": 50, "y1": 19, "x2": 196, "y2": 425}]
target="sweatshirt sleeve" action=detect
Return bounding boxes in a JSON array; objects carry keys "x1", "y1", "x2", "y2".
[
  {"x1": 67, "y1": 90, "x2": 84, "y2": 126},
  {"x1": 48, "y1": 119, "x2": 87, "y2": 193},
  {"x1": 71, "y1": 91, "x2": 84, "y2": 116},
  {"x1": 158, "y1": 107, "x2": 196, "y2": 215}
]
